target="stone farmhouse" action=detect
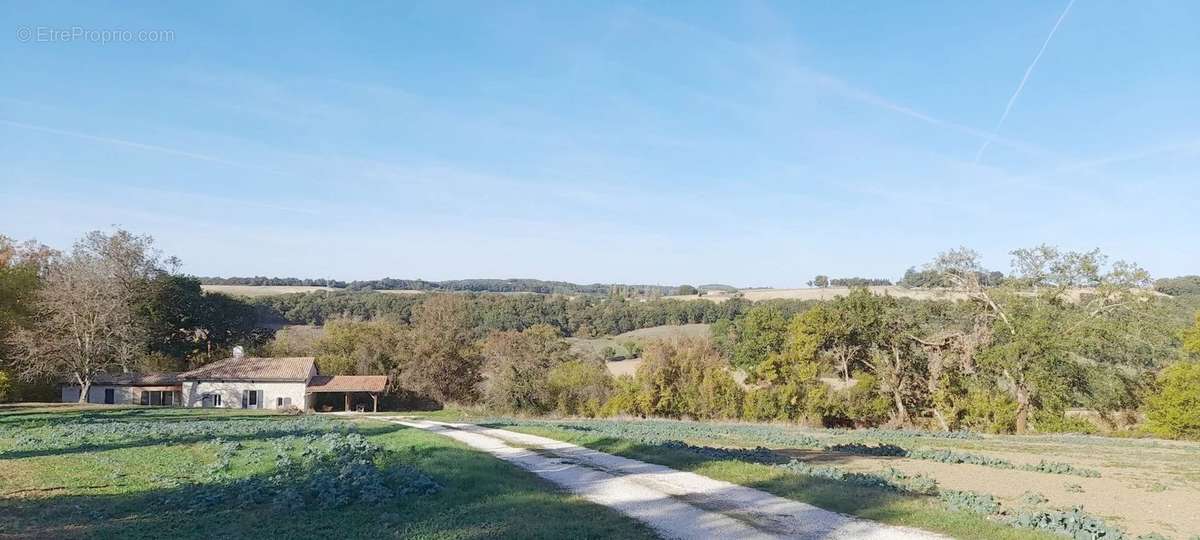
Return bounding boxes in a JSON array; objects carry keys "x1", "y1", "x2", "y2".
[{"x1": 60, "y1": 355, "x2": 388, "y2": 412}]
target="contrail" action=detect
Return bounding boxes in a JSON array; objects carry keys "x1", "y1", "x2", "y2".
[
  {"x1": 974, "y1": 0, "x2": 1076, "y2": 163},
  {"x1": 0, "y1": 118, "x2": 280, "y2": 173}
]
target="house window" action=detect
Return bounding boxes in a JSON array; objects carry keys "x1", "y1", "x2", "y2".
[
  {"x1": 202, "y1": 393, "x2": 222, "y2": 407},
  {"x1": 140, "y1": 391, "x2": 175, "y2": 406},
  {"x1": 242, "y1": 389, "x2": 263, "y2": 409},
  {"x1": 276, "y1": 397, "x2": 291, "y2": 408},
  {"x1": 104, "y1": 388, "x2": 115, "y2": 404}
]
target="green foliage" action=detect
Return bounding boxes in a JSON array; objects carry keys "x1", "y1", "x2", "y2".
[
  {"x1": 254, "y1": 290, "x2": 749, "y2": 336},
  {"x1": 481, "y1": 324, "x2": 577, "y2": 413},
  {"x1": 1154, "y1": 275, "x2": 1200, "y2": 297},
  {"x1": 778, "y1": 460, "x2": 938, "y2": 495},
  {"x1": 141, "y1": 274, "x2": 269, "y2": 365},
  {"x1": 546, "y1": 359, "x2": 614, "y2": 416},
  {"x1": 1183, "y1": 313, "x2": 1200, "y2": 356},
  {"x1": 608, "y1": 338, "x2": 744, "y2": 419},
  {"x1": 676, "y1": 284, "x2": 698, "y2": 296},
  {"x1": 939, "y1": 490, "x2": 1000, "y2": 515},
  {"x1": 0, "y1": 370, "x2": 10, "y2": 401},
  {"x1": 729, "y1": 305, "x2": 789, "y2": 371},
  {"x1": 1145, "y1": 361, "x2": 1200, "y2": 439},
  {"x1": 1031, "y1": 411, "x2": 1100, "y2": 435},
  {"x1": 310, "y1": 319, "x2": 403, "y2": 376},
  {"x1": 1006, "y1": 506, "x2": 1128, "y2": 539}
]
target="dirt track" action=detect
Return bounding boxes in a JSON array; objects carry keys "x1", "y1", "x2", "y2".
[{"x1": 387, "y1": 418, "x2": 946, "y2": 540}]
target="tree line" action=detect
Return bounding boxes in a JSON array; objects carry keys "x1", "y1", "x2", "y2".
[
  {"x1": 5, "y1": 231, "x2": 1198, "y2": 439},
  {"x1": 252, "y1": 291, "x2": 757, "y2": 337},
  {"x1": 200, "y1": 275, "x2": 682, "y2": 296},
  {"x1": 0, "y1": 231, "x2": 267, "y2": 401},
  {"x1": 273, "y1": 245, "x2": 1199, "y2": 439}
]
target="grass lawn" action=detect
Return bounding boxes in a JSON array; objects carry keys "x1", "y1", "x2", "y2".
[{"x1": 0, "y1": 406, "x2": 656, "y2": 540}]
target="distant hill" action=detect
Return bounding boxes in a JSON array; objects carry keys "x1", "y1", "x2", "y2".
[
  {"x1": 198, "y1": 276, "x2": 680, "y2": 296},
  {"x1": 697, "y1": 284, "x2": 737, "y2": 292}
]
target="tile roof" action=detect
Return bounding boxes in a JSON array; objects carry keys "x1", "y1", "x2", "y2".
[
  {"x1": 306, "y1": 375, "x2": 389, "y2": 393},
  {"x1": 76, "y1": 372, "x2": 181, "y2": 386},
  {"x1": 179, "y1": 357, "x2": 315, "y2": 381}
]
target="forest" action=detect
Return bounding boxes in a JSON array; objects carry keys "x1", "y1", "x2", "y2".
[{"x1": 3, "y1": 230, "x2": 1199, "y2": 440}]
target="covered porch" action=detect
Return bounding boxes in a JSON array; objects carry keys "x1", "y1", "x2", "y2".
[{"x1": 305, "y1": 375, "x2": 388, "y2": 412}]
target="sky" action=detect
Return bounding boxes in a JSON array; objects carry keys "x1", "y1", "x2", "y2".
[{"x1": 2, "y1": 1, "x2": 1198, "y2": 287}]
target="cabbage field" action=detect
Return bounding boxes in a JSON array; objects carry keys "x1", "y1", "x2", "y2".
[
  {"x1": 476, "y1": 416, "x2": 1200, "y2": 539},
  {"x1": 0, "y1": 406, "x2": 654, "y2": 539}
]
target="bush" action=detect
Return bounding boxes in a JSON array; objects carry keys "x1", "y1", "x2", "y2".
[
  {"x1": 618, "y1": 338, "x2": 744, "y2": 419},
  {"x1": 742, "y1": 387, "x2": 787, "y2": 421},
  {"x1": 547, "y1": 359, "x2": 614, "y2": 417},
  {"x1": 1145, "y1": 362, "x2": 1200, "y2": 440}
]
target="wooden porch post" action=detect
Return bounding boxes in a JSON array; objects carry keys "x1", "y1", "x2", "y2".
[
  {"x1": 372, "y1": 393, "x2": 378, "y2": 413},
  {"x1": 344, "y1": 393, "x2": 350, "y2": 412}
]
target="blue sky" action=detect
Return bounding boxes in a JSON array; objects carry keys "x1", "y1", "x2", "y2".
[{"x1": 2, "y1": 1, "x2": 1198, "y2": 286}]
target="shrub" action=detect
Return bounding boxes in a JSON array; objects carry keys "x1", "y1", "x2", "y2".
[
  {"x1": 1145, "y1": 362, "x2": 1200, "y2": 440},
  {"x1": 742, "y1": 387, "x2": 785, "y2": 421},
  {"x1": 624, "y1": 338, "x2": 743, "y2": 419},
  {"x1": 959, "y1": 387, "x2": 1019, "y2": 434},
  {"x1": 547, "y1": 359, "x2": 614, "y2": 417}
]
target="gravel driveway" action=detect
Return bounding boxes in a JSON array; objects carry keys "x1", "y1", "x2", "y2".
[{"x1": 384, "y1": 418, "x2": 947, "y2": 540}]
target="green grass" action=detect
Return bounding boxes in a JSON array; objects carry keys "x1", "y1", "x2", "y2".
[
  {"x1": 0, "y1": 406, "x2": 656, "y2": 540},
  {"x1": 498, "y1": 424, "x2": 1060, "y2": 540}
]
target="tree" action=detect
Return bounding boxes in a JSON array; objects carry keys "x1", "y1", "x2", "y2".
[
  {"x1": 481, "y1": 324, "x2": 576, "y2": 412},
  {"x1": 1184, "y1": 313, "x2": 1200, "y2": 356},
  {"x1": 8, "y1": 230, "x2": 162, "y2": 402},
  {"x1": 729, "y1": 305, "x2": 788, "y2": 372},
  {"x1": 676, "y1": 285, "x2": 698, "y2": 296},
  {"x1": 141, "y1": 274, "x2": 267, "y2": 367},
  {"x1": 925, "y1": 245, "x2": 1154, "y2": 433},
  {"x1": 394, "y1": 294, "x2": 483, "y2": 403},
  {"x1": 313, "y1": 319, "x2": 402, "y2": 376},
  {"x1": 1145, "y1": 362, "x2": 1200, "y2": 440},
  {"x1": 811, "y1": 275, "x2": 830, "y2": 288},
  {"x1": 1154, "y1": 275, "x2": 1200, "y2": 297},
  {"x1": 0, "y1": 236, "x2": 49, "y2": 397}
]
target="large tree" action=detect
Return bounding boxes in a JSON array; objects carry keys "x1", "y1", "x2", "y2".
[
  {"x1": 141, "y1": 274, "x2": 267, "y2": 367},
  {"x1": 925, "y1": 245, "x2": 1155, "y2": 433},
  {"x1": 393, "y1": 294, "x2": 483, "y2": 403},
  {"x1": 8, "y1": 230, "x2": 162, "y2": 402},
  {"x1": 480, "y1": 324, "x2": 576, "y2": 412}
]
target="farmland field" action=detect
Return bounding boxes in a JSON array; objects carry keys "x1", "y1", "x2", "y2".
[
  {"x1": 405, "y1": 412, "x2": 1200, "y2": 539},
  {"x1": 566, "y1": 323, "x2": 711, "y2": 358},
  {"x1": 566, "y1": 323, "x2": 712, "y2": 377},
  {"x1": 0, "y1": 406, "x2": 654, "y2": 540}
]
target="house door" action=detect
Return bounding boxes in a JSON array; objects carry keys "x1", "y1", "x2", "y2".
[
  {"x1": 241, "y1": 389, "x2": 263, "y2": 409},
  {"x1": 104, "y1": 388, "x2": 115, "y2": 404}
]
